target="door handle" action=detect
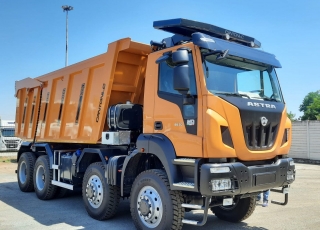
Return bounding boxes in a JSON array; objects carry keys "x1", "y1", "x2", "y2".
[{"x1": 154, "y1": 121, "x2": 163, "y2": 130}]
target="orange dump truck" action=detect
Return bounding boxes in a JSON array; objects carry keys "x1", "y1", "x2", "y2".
[{"x1": 15, "y1": 18, "x2": 295, "y2": 229}]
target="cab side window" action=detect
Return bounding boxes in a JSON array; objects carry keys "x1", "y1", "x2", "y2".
[{"x1": 158, "y1": 52, "x2": 197, "y2": 95}]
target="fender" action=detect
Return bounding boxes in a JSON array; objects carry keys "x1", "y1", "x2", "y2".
[
  {"x1": 17, "y1": 142, "x2": 32, "y2": 161},
  {"x1": 76, "y1": 147, "x2": 127, "y2": 174},
  {"x1": 121, "y1": 134, "x2": 181, "y2": 196},
  {"x1": 17, "y1": 142, "x2": 54, "y2": 168}
]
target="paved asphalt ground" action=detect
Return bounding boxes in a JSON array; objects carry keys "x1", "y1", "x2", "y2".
[{"x1": 0, "y1": 153, "x2": 320, "y2": 230}]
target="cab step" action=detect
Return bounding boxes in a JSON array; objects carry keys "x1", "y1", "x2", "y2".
[
  {"x1": 173, "y1": 158, "x2": 196, "y2": 166},
  {"x1": 172, "y1": 182, "x2": 195, "y2": 188},
  {"x1": 181, "y1": 203, "x2": 204, "y2": 210},
  {"x1": 181, "y1": 197, "x2": 211, "y2": 226},
  {"x1": 182, "y1": 219, "x2": 199, "y2": 225}
]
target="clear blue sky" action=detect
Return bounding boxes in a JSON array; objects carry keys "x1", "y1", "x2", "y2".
[{"x1": 1, "y1": 0, "x2": 319, "y2": 120}]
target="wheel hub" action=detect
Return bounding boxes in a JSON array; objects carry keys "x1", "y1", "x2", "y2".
[
  {"x1": 35, "y1": 165, "x2": 45, "y2": 191},
  {"x1": 19, "y1": 161, "x2": 27, "y2": 184},
  {"x1": 86, "y1": 175, "x2": 103, "y2": 208},
  {"x1": 86, "y1": 183, "x2": 96, "y2": 200},
  {"x1": 139, "y1": 198, "x2": 151, "y2": 216},
  {"x1": 137, "y1": 186, "x2": 163, "y2": 228}
]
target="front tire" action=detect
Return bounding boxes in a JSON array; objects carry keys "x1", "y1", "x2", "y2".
[
  {"x1": 17, "y1": 152, "x2": 36, "y2": 192},
  {"x1": 211, "y1": 196, "x2": 256, "y2": 222},
  {"x1": 130, "y1": 169, "x2": 184, "y2": 230},
  {"x1": 33, "y1": 155, "x2": 57, "y2": 200},
  {"x1": 82, "y1": 162, "x2": 120, "y2": 220}
]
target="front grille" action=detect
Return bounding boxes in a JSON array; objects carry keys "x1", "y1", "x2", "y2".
[
  {"x1": 245, "y1": 122, "x2": 278, "y2": 150},
  {"x1": 4, "y1": 140, "x2": 19, "y2": 149},
  {"x1": 4, "y1": 140, "x2": 19, "y2": 143},
  {"x1": 5, "y1": 144, "x2": 18, "y2": 149}
]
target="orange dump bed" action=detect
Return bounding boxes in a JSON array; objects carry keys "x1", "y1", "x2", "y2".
[{"x1": 15, "y1": 38, "x2": 150, "y2": 143}]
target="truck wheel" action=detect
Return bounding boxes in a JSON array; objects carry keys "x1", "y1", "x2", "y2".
[
  {"x1": 130, "y1": 169, "x2": 184, "y2": 230},
  {"x1": 17, "y1": 152, "x2": 36, "y2": 192},
  {"x1": 211, "y1": 197, "x2": 256, "y2": 222},
  {"x1": 82, "y1": 162, "x2": 120, "y2": 220},
  {"x1": 33, "y1": 155, "x2": 57, "y2": 200}
]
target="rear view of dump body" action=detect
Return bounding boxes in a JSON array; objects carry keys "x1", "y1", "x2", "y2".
[{"x1": 15, "y1": 38, "x2": 150, "y2": 143}]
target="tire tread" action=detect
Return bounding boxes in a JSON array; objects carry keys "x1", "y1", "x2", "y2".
[
  {"x1": 18, "y1": 152, "x2": 36, "y2": 192},
  {"x1": 130, "y1": 169, "x2": 184, "y2": 230},
  {"x1": 34, "y1": 155, "x2": 57, "y2": 200},
  {"x1": 211, "y1": 196, "x2": 256, "y2": 222},
  {"x1": 82, "y1": 162, "x2": 120, "y2": 220}
]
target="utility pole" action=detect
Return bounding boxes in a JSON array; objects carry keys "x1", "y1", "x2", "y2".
[{"x1": 62, "y1": 5, "x2": 73, "y2": 67}]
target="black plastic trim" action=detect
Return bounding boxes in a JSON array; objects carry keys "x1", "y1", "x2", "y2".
[
  {"x1": 221, "y1": 126, "x2": 234, "y2": 148},
  {"x1": 17, "y1": 142, "x2": 32, "y2": 162},
  {"x1": 77, "y1": 147, "x2": 127, "y2": 174},
  {"x1": 121, "y1": 134, "x2": 181, "y2": 196},
  {"x1": 105, "y1": 155, "x2": 126, "y2": 186},
  {"x1": 31, "y1": 143, "x2": 54, "y2": 168},
  {"x1": 199, "y1": 158, "x2": 295, "y2": 197}
]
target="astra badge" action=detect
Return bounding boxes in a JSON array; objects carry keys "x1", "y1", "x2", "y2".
[
  {"x1": 260, "y1": 117, "x2": 268, "y2": 126},
  {"x1": 247, "y1": 102, "x2": 276, "y2": 109}
]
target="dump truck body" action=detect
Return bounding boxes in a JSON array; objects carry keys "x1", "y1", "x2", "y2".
[
  {"x1": 15, "y1": 38, "x2": 150, "y2": 143},
  {"x1": 15, "y1": 18, "x2": 295, "y2": 229}
]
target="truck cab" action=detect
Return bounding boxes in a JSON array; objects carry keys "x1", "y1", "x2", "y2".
[
  {"x1": 146, "y1": 19, "x2": 291, "y2": 162},
  {"x1": 0, "y1": 119, "x2": 22, "y2": 151}
]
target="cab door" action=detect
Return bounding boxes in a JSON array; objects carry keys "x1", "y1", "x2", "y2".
[{"x1": 152, "y1": 45, "x2": 203, "y2": 157}]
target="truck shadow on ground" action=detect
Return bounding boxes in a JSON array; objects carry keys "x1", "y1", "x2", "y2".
[{"x1": 0, "y1": 182, "x2": 267, "y2": 230}]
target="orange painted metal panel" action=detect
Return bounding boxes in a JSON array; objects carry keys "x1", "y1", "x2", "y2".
[
  {"x1": 204, "y1": 95, "x2": 291, "y2": 161},
  {"x1": 15, "y1": 38, "x2": 150, "y2": 143},
  {"x1": 145, "y1": 43, "x2": 203, "y2": 157}
]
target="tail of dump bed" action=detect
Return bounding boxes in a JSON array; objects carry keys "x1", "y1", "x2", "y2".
[{"x1": 15, "y1": 38, "x2": 150, "y2": 144}]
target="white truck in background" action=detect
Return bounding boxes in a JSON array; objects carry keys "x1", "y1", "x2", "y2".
[{"x1": 0, "y1": 117, "x2": 22, "y2": 151}]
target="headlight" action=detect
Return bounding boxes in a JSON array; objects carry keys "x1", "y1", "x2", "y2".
[
  {"x1": 289, "y1": 160, "x2": 294, "y2": 166},
  {"x1": 210, "y1": 167, "x2": 230, "y2": 173}
]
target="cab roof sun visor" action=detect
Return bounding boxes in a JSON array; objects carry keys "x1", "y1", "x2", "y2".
[{"x1": 152, "y1": 18, "x2": 261, "y2": 49}]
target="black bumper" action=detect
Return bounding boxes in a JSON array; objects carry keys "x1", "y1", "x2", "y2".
[{"x1": 199, "y1": 158, "x2": 295, "y2": 197}]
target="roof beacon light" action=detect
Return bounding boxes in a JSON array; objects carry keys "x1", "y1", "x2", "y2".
[{"x1": 153, "y1": 18, "x2": 261, "y2": 48}]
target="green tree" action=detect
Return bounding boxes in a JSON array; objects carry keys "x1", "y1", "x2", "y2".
[
  {"x1": 299, "y1": 91, "x2": 320, "y2": 120},
  {"x1": 287, "y1": 111, "x2": 296, "y2": 121}
]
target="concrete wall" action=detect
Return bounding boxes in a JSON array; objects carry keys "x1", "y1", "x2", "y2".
[{"x1": 289, "y1": 121, "x2": 320, "y2": 160}]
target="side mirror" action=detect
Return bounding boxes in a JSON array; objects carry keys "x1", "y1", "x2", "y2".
[
  {"x1": 173, "y1": 65, "x2": 190, "y2": 94},
  {"x1": 172, "y1": 50, "x2": 190, "y2": 94}
]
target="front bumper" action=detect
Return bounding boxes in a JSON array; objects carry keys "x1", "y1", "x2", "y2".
[{"x1": 199, "y1": 158, "x2": 295, "y2": 197}]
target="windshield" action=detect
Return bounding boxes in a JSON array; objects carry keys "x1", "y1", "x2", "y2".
[
  {"x1": 202, "y1": 50, "x2": 283, "y2": 102},
  {"x1": 0, "y1": 128, "x2": 15, "y2": 137}
]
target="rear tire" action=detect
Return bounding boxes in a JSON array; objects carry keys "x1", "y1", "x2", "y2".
[
  {"x1": 33, "y1": 155, "x2": 57, "y2": 200},
  {"x1": 82, "y1": 162, "x2": 120, "y2": 220},
  {"x1": 130, "y1": 169, "x2": 184, "y2": 230},
  {"x1": 211, "y1": 196, "x2": 256, "y2": 222},
  {"x1": 17, "y1": 152, "x2": 36, "y2": 192}
]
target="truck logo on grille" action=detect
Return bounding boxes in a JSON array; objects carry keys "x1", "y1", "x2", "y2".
[
  {"x1": 261, "y1": 117, "x2": 268, "y2": 126},
  {"x1": 247, "y1": 102, "x2": 276, "y2": 109}
]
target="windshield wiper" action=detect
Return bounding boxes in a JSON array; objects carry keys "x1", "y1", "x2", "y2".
[
  {"x1": 262, "y1": 97, "x2": 279, "y2": 102},
  {"x1": 251, "y1": 96, "x2": 279, "y2": 102},
  {"x1": 216, "y1": 92, "x2": 250, "y2": 99}
]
